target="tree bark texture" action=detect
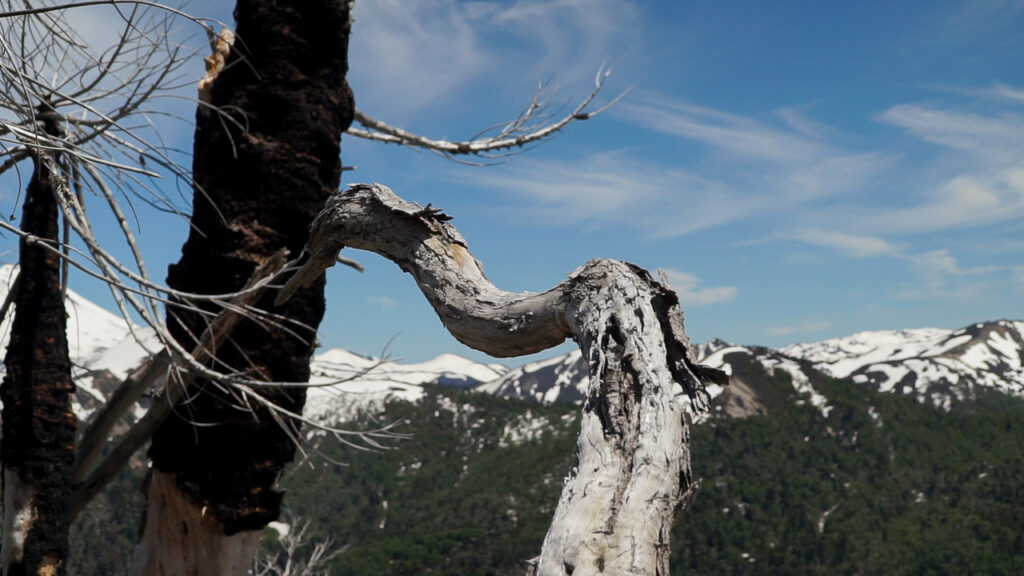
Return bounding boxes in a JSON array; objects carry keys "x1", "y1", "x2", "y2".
[
  {"x1": 135, "y1": 0, "x2": 354, "y2": 571},
  {"x1": 1, "y1": 158, "x2": 75, "y2": 576},
  {"x1": 281, "y1": 183, "x2": 723, "y2": 575},
  {"x1": 130, "y1": 471, "x2": 262, "y2": 576}
]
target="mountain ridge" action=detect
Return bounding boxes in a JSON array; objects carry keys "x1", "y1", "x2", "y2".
[{"x1": 1, "y1": 264, "x2": 1020, "y2": 421}]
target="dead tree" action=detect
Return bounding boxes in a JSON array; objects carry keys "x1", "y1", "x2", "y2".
[
  {"x1": 252, "y1": 511, "x2": 346, "y2": 576},
  {"x1": 130, "y1": 0, "x2": 355, "y2": 572},
  {"x1": 0, "y1": 2, "x2": 700, "y2": 574},
  {"x1": 279, "y1": 184, "x2": 724, "y2": 575},
  {"x1": 0, "y1": 139, "x2": 76, "y2": 575}
]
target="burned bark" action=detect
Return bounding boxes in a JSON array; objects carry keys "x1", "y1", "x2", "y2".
[
  {"x1": 134, "y1": 0, "x2": 354, "y2": 572},
  {"x1": 281, "y1": 183, "x2": 725, "y2": 575},
  {"x1": 0, "y1": 154, "x2": 76, "y2": 575}
]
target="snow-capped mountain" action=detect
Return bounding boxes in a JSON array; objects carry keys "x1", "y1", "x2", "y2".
[
  {"x1": 780, "y1": 321, "x2": 1024, "y2": 409},
  {"x1": 0, "y1": 264, "x2": 505, "y2": 423},
  {"x1": 2, "y1": 263, "x2": 1021, "y2": 422},
  {"x1": 475, "y1": 320, "x2": 1024, "y2": 414},
  {"x1": 475, "y1": 349, "x2": 588, "y2": 404},
  {"x1": 303, "y1": 349, "x2": 507, "y2": 423}
]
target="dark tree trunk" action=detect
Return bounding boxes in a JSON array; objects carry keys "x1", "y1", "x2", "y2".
[
  {"x1": 0, "y1": 156, "x2": 75, "y2": 575},
  {"x1": 133, "y1": 0, "x2": 354, "y2": 572}
]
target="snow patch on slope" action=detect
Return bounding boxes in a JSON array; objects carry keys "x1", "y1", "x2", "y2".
[
  {"x1": 783, "y1": 320, "x2": 1024, "y2": 408},
  {"x1": 758, "y1": 354, "x2": 832, "y2": 418},
  {"x1": 783, "y1": 328, "x2": 952, "y2": 379},
  {"x1": 478, "y1": 349, "x2": 587, "y2": 404},
  {"x1": 304, "y1": 349, "x2": 506, "y2": 423},
  {"x1": 0, "y1": 265, "x2": 156, "y2": 419}
]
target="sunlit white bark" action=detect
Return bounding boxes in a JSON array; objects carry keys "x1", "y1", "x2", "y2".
[{"x1": 281, "y1": 183, "x2": 724, "y2": 574}]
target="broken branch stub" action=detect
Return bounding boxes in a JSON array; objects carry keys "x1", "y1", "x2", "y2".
[{"x1": 279, "y1": 183, "x2": 724, "y2": 575}]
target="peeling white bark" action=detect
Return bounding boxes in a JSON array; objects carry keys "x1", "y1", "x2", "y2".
[
  {"x1": 129, "y1": 470, "x2": 261, "y2": 576},
  {"x1": 1, "y1": 469, "x2": 35, "y2": 571},
  {"x1": 281, "y1": 183, "x2": 725, "y2": 575}
]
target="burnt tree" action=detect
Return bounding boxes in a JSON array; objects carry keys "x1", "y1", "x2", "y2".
[
  {"x1": 0, "y1": 149, "x2": 75, "y2": 572},
  {"x1": 132, "y1": 0, "x2": 354, "y2": 572}
]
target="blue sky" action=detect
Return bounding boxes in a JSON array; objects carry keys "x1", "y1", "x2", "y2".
[{"x1": 5, "y1": 0, "x2": 1024, "y2": 366}]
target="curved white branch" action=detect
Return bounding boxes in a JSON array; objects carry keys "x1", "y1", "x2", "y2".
[
  {"x1": 279, "y1": 183, "x2": 726, "y2": 574},
  {"x1": 346, "y1": 66, "x2": 630, "y2": 160}
]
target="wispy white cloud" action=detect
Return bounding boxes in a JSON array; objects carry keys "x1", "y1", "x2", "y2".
[
  {"x1": 782, "y1": 229, "x2": 1005, "y2": 303},
  {"x1": 989, "y1": 82, "x2": 1024, "y2": 104},
  {"x1": 476, "y1": 0, "x2": 641, "y2": 83},
  {"x1": 465, "y1": 91, "x2": 894, "y2": 238},
  {"x1": 785, "y1": 230, "x2": 899, "y2": 259},
  {"x1": 884, "y1": 248, "x2": 1008, "y2": 301},
  {"x1": 930, "y1": 0, "x2": 1024, "y2": 43},
  {"x1": 367, "y1": 296, "x2": 399, "y2": 310},
  {"x1": 768, "y1": 321, "x2": 831, "y2": 337},
  {"x1": 349, "y1": 0, "x2": 639, "y2": 118},
  {"x1": 909, "y1": 249, "x2": 1003, "y2": 280},
  {"x1": 890, "y1": 249, "x2": 1001, "y2": 301},
  {"x1": 785, "y1": 230, "x2": 1003, "y2": 280},
  {"x1": 878, "y1": 104, "x2": 1024, "y2": 162},
  {"x1": 1012, "y1": 266, "x2": 1024, "y2": 291},
  {"x1": 349, "y1": 0, "x2": 488, "y2": 115},
  {"x1": 774, "y1": 104, "x2": 833, "y2": 140},
  {"x1": 618, "y1": 91, "x2": 893, "y2": 207},
  {"x1": 457, "y1": 151, "x2": 760, "y2": 237},
  {"x1": 868, "y1": 104, "x2": 1024, "y2": 234},
  {"x1": 660, "y1": 268, "x2": 737, "y2": 306},
  {"x1": 620, "y1": 92, "x2": 822, "y2": 163},
  {"x1": 614, "y1": 93, "x2": 1024, "y2": 244}
]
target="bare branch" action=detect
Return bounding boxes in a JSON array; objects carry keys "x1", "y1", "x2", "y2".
[
  {"x1": 346, "y1": 66, "x2": 630, "y2": 160},
  {"x1": 336, "y1": 255, "x2": 364, "y2": 272},
  {"x1": 70, "y1": 249, "x2": 289, "y2": 518},
  {"x1": 72, "y1": 349, "x2": 170, "y2": 485},
  {"x1": 254, "y1": 511, "x2": 348, "y2": 576},
  {"x1": 0, "y1": 1, "x2": 222, "y2": 32}
]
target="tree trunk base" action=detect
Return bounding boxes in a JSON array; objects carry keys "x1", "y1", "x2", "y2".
[{"x1": 130, "y1": 471, "x2": 261, "y2": 576}]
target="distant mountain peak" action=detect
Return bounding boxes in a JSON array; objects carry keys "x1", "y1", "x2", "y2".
[
  {"x1": 473, "y1": 319, "x2": 1024, "y2": 417},
  {"x1": 2, "y1": 270, "x2": 1019, "y2": 424}
]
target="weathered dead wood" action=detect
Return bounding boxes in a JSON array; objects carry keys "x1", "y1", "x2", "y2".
[
  {"x1": 280, "y1": 183, "x2": 725, "y2": 575},
  {"x1": 129, "y1": 470, "x2": 262, "y2": 576}
]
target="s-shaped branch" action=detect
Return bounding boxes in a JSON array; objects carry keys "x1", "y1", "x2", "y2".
[{"x1": 278, "y1": 183, "x2": 726, "y2": 575}]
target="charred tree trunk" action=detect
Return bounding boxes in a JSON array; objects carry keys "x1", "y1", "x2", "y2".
[
  {"x1": 280, "y1": 184, "x2": 725, "y2": 576},
  {"x1": 0, "y1": 155, "x2": 76, "y2": 575},
  {"x1": 132, "y1": 0, "x2": 354, "y2": 573}
]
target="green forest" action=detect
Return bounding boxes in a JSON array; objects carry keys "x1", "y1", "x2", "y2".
[{"x1": 71, "y1": 356, "x2": 1024, "y2": 575}]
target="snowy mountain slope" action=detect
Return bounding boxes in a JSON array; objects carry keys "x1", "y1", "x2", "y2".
[
  {"x1": 478, "y1": 338, "x2": 835, "y2": 418},
  {"x1": 474, "y1": 319, "x2": 1024, "y2": 414},
  {"x1": 0, "y1": 263, "x2": 506, "y2": 424},
  {"x1": 0, "y1": 265, "x2": 155, "y2": 376},
  {"x1": 782, "y1": 320, "x2": 1024, "y2": 410},
  {"x1": 0, "y1": 265, "x2": 156, "y2": 419},
  {"x1": 475, "y1": 349, "x2": 587, "y2": 404},
  {"x1": 304, "y1": 349, "x2": 507, "y2": 423},
  {"x1": 2, "y1": 265, "x2": 1020, "y2": 422},
  {"x1": 698, "y1": 344, "x2": 832, "y2": 418}
]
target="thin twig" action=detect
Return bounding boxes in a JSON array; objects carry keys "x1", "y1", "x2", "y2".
[{"x1": 346, "y1": 65, "x2": 630, "y2": 160}]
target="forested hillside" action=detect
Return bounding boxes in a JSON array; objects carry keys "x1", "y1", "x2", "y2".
[
  {"x1": 66, "y1": 337, "x2": 1024, "y2": 575},
  {"x1": 270, "y1": 357, "x2": 1024, "y2": 575}
]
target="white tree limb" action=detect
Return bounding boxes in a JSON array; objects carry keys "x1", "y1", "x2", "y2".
[
  {"x1": 279, "y1": 183, "x2": 726, "y2": 575},
  {"x1": 345, "y1": 66, "x2": 629, "y2": 161}
]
